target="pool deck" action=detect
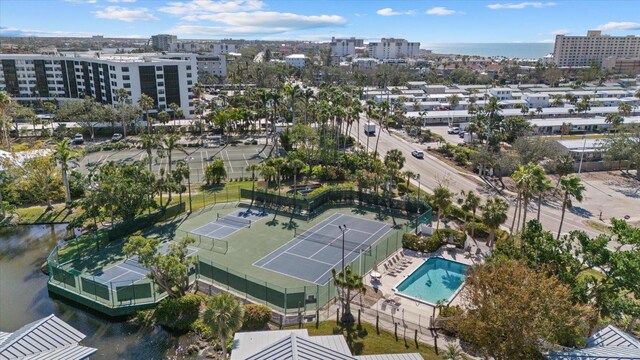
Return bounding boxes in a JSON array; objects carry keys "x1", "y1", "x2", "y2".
[{"x1": 364, "y1": 240, "x2": 490, "y2": 321}]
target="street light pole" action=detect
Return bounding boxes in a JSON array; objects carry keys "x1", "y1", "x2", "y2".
[
  {"x1": 185, "y1": 157, "x2": 193, "y2": 213},
  {"x1": 578, "y1": 136, "x2": 587, "y2": 174},
  {"x1": 416, "y1": 173, "x2": 421, "y2": 235}
]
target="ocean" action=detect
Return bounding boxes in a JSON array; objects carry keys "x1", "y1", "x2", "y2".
[{"x1": 422, "y1": 43, "x2": 554, "y2": 59}]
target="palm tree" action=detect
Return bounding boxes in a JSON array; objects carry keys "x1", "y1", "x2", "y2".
[
  {"x1": 54, "y1": 139, "x2": 73, "y2": 204},
  {"x1": 168, "y1": 102, "x2": 180, "y2": 125},
  {"x1": 203, "y1": 293, "x2": 244, "y2": 357},
  {"x1": 618, "y1": 102, "x2": 632, "y2": 117},
  {"x1": 441, "y1": 344, "x2": 465, "y2": 360},
  {"x1": 461, "y1": 190, "x2": 482, "y2": 235},
  {"x1": 402, "y1": 170, "x2": 416, "y2": 188},
  {"x1": 481, "y1": 197, "x2": 509, "y2": 248},
  {"x1": 446, "y1": 95, "x2": 460, "y2": 127},
  {"x1": 557, "y1": 176, "x2": 585, "y2": 239},
  {"x1": 138, "y1": 93, "x2": 155, "y2": 134},
  {"x1": 331, "y1": 265, "x2": 366, "y2": 324},
  {"x1": 534, "y1": 173, "x2": 553, "y2": 222},
  {"x1": 140, "y1": 133, "x2": 158, "y2": 173},
  {"x1": 245, "y1": 163, "x2": 261, "y2": 207},
  {"x1": 302, "y1": 88, "x2": 315, "y2": 124},
  {"x1": 551, "y1": 94, "x2": 565, "y2": 108},
  {"x1": 288, "y1": 159, "x2": 305, "y2": 213},
  {"x1": 384, "y1": 148, "x2": 406, "y2": 173},
  {"x1": 173, "y1": 161, "x2": 190, "y2": 209},
  {"x1": 259, "y1": 164, "x2": 276, "y2": 194},
  {"x1": 159, "y1": 134, "x2": 186, "y2": 174},
  {"x1": 0, "y1": 92, "x2": 12, "y2": 150},
  {"x1": 157, "y1": 111, "x2": 170, "y2": 127},
  {"x1": 270, "y1": 157, "x2": 287, "y2": 200},
  {"x1": 432, "y1": 186, "x2": 453, "y2": 231}
]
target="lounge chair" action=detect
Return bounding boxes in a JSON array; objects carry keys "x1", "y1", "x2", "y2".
[{"x1": 392, "y1": 297, "x2": 402, "y2": 308}]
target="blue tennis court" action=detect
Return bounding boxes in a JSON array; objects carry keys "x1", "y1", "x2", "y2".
[
  {"x1": 92, "y1": 242, "x2": 198, "y2": 284},
  {"x1": 254, "y1": 213, "x2": 392, "y2": 285},
  {"x1": 190, "y1": 209, "x2": 269, "y2": 239}
]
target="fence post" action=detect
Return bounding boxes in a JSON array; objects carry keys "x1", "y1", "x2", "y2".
[
  {"x1": 414, "y1": 329, "x2": 419, "y2": 348},
  {"x1": 153, "y1": 282, "x2": 156, "y2": 302},
  {"x1": 132, "y1": 280, "x2": 136, "y2": 304},
  {"x1": 284, "y1": 287, "x2": 288, "y2": 328},
  {"x1": 110, "y1": 282, "x2": 115, "y2": 307},
  {"x1": 244, "y1": 275, "x2": 248, "y2": 301},
  {"x1": 357, "y1": 309, "x2": 361, "y2": 326},
  {"x1": 394, "y1": 323, "x2": 398, "y2": 341},
  {"x1": 376, "y1": 314, "x2": 379, "y2": 334}
]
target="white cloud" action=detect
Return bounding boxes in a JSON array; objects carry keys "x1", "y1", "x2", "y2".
[
  {"x1": 0, "y1": 26, "x2": 94, "y2": 37},
  {"x1": 159, "y1": 0, "x2": 263, "y2": 15},
  {"x1": 106, "y1": 0, "x2": 138, "y2": 3},
  {"x1": 376, "y1": 8, "x2": 416, "y2": 16},
  {"x1": 94, "y1": 6, "x2": 158, "y2": 22},
  {"x1": 597, "y1": 22, "x2": 640, "y2": 31},
  {"x1": 425, "y1": 7, "x2": 461, "y2": 16},
  {"x1": 550, "y1": 29, "x2": 571, "y2": 35},
  {"x1": 488, "y1": 2, "x2": 556, "y2": 9},
  {"x1": 167, "y1": 24, "x2": 288, "y2": 36},
  {"x1": 181, "y1": 11, "x2": 346, "y2": 30}
]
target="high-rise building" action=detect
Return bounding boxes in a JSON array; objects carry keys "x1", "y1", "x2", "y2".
[
  {"x1": 330, "y1": 37, "x2": 363, "y2": 57},
  {"x1": 367, "y1": 38, "x2": 420, "y2": 60},
  {"x1": 553, "y1": 30, "x2": 640, "y2": 67},
  {"x1": 0, "y1": 53, "x2": 197, "y2": 117},
  {"x1": 151, "y1": 34, "x2": 178, "y2": 51}
]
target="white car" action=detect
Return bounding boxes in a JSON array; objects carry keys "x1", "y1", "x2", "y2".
[
  {"x1": 411, "y1": 150, "x2": 424, "y2": 159},
  {"x1": 111, "y1": 133, "x2": 123, "y2": 142},
  {"x1": 72, "y1": 133, "x2": 84, "y2": 145},
  {"x1": 447, "y1": 127, "x2": 460, "y2": 134}
]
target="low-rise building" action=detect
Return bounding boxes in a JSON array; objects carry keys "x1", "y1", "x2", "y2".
[
  {"x1": 151, "y1": 34, "x2": 177, "y2": 51},
  {"x1": 284, "y1": 54, "x2": 307, "y2": 68}
]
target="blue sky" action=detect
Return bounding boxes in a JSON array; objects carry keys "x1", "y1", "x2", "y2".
[{"x1": 1, "y1": 0, "x2": 639, "y2": 43}]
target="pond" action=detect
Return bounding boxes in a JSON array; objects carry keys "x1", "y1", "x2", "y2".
[{"x1": 0, "y1": 224, "x2": 189, "y2": 359}]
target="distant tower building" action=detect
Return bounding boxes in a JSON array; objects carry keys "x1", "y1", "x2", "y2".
[
  {"x1": 330, "y1": 37, "x2": 362, "y2": 57},
  {"x1": 151, "y1": 34, "x2": 178, "y2": 51},
  {"x1": 367, "y1": 38, "x2": 420, "y2": 60},
  {"x1": 553, "y1": 30, "x2": 640, "y2": 67}
]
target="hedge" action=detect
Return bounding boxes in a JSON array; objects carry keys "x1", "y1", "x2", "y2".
[
  {"x1": 464, "y1": 221, "x2": 490, "y2": 239},
  {"x1": 402, "y1": 233, "x2": 443, "y2": 253}
]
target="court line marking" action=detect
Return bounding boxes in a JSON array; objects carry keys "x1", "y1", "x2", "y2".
[
  {"x1": 312, "y1": 224, "x2": 393, "y2": 284},
  {"x1": 243, "y1": 153, "x2": 249, "y2": 167},
  {"x1": 259, "y1": 213, "x2": 346, "y2": 268},
  {"x1": 284, "y1": 250, "x2": 335, "y2": 266},
  {"x1": 252, "y1": 212, "x2": 344, "y2": 267},
  {"x1": 307, "y1": 228, "x2": 352, "y2": 259},
  {"x1": 200, "y1": 150, "x2": 205, "y2": 176},
  {"x1": 257, "y1": 261, "x2": 327, "y2": 285}
]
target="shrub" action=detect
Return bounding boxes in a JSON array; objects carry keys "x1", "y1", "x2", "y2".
[
  {"x1": 242, "y1": 304, "x2": 272, "y2": 330},
  {"x1": 438, "y1": 305, "x2": 463, "y2": 336},
  {"x1": 433, "y1": 229, "x2": 466, "y2": 248},
  {"x1": 402, "y1": 232, "x2": 443, "y2": 253},
  {"x1": 396, "y1": 182, "x2": 408, "y2": 195},
  {"x1": 191, "y1": 318, "x2": 214, "y2": 339},
  {"x1": 154, "y1": 293, "x2": 203, "y2": 333},
  {"x1": 465, "y1": 221, "x2": 490, "y2": 239}
]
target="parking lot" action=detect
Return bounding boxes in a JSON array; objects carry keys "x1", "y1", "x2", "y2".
[{"x1": 78, "y1": 141, "x2": 273, "y2": 181}]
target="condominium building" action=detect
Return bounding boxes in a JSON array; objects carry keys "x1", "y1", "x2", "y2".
[
  {"x1": 330, "y1": 37, "x2": 363, "y2": 57},
  {"x1": 0, "y1": 53, "x2": 197, "y2": 117},
  {"x1": 169, "y1": 42, "x2": 237, "y2": 56},
  {"x1": 602, "y1": 57, "x2": 640, "y2": 75},
  {"x1": 367, "y1": 38, "x2": 420, "y2": 60},
  {"x1": 553, "y1": 30, "x2": 640, "y2": 67},
  {"x1": 151, "y1": 34, "x2": 178, "y2": 51},
  {"x1": 196, "y1": 55, "x2": 227, "y2": 77}
]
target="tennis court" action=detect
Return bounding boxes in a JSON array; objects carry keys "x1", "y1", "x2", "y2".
[
  {"x1": 254, "y1": 213, "x2": 392, "y2": 285},
  {"x1": 190, "y1": 209, "x2": 269, "y2": 239},
  {"x1": 92, "y1": 242, "x2": 198, "y2": 284}
]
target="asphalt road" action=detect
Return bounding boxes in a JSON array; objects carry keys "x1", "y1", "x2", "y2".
[{"x1": 349, "y1": 115, "x2": 601, "y2": 240}]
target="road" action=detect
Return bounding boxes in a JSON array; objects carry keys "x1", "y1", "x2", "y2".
[{"x1": 349, "y1": 115, "x2": 601, "y2": 240}]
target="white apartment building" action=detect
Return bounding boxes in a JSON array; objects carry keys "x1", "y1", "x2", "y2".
[
  {"x1": 330, "y1": 37, "x2": 362, "y2": 57},
  {"x1": 0, "y1": 53, "x2": 197, "y2": 117},
  {"x1": 151, "y1": 34, "x2": 178, "y2": 51},
  {"x1": 169, "y1": 42, "x2": 237, "y2": 56},
  {"x1": 553, "y1": 30, "x2": 640, "y2": 67},
  {"x1": 522, "y1": 93, "x2": 550, "y2": 108},
  {"x1": 285, "y1": 54, "x2": 307, "y2": 68},
  {"x1": 367, "y1": 38, "x2": 420, "y2": 60},
  {"x1": 196, "y1": 55, "x2": 227, "y2": 77}
]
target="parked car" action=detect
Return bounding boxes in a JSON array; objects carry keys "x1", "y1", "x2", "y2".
[
  {"x1": 447, "y1": 127, "x2": 460, "y2": 134},
  {"x1": 459, "y1": 131, "x2": 466, "y2": 138},
  {"x1": 72, "y1": 133, "x2": 84, "y2": 145},
  {"x1": 111, "y1": 133, "x2": 123, "y2": 142},
  {"x1": 244, "y1": 138, "x2": 258, "y2": 145},
  {"x1": 411, "y1": 150, "x2": 424, "y2": 159}
]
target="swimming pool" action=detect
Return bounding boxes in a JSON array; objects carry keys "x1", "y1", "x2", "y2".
[{"x1": 394, "y1": 257, "x2": 469, "y2": 305}]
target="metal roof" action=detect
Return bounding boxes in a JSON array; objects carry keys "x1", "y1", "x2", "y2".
[
  {"x1": 0, "y1": 314, "x2": 96, "y2": 360},
  {"x1": 549, "y1": 325, "x2": 640, "y2": 360},
  {"x1": 587, "y1": 325, "x2": 640, "y2": 349},
  {"x1": 246, "y1": 333, "x2": 355, "y2": 360}
]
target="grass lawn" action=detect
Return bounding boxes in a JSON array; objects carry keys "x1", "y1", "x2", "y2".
[
  {"x1": 287, "y1": 321, "x2": 441, "y2": 360},
  {"x1": 14, "y1": 203, "x2": 80, "y2": 224}
]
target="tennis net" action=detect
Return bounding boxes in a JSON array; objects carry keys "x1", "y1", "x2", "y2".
[
  {"x1": 123, "y1": 257, "x2": 149, "y2": 272},
  {"x1": 294, "y1": 228, "x2": 372, "y2": 253},
  {"x1": 217, "y1": 213, "x2": 252, "y2": 228}
]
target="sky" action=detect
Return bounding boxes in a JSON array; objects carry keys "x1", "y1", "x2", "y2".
[{"x1": 0, "y1": 0, "x2": 639, "y2": 44}]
